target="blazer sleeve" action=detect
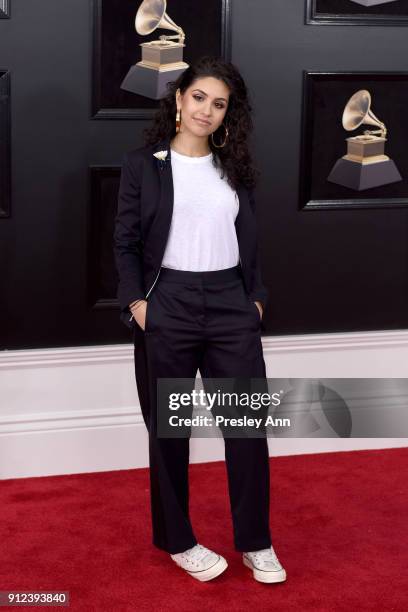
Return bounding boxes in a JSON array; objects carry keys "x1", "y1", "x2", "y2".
[
  {"x1": 247, "y1": 188, "x2": 269, "y2": 313},
  {"x1": 113, "y1": 152, "x2": 146, "y2": 323}
]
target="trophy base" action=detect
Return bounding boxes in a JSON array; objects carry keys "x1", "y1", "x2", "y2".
[
  {"x1": 350, "y1": 0, "x2": 398, "y2": 5},
  {"x1": 346, "y1": 135, "x2": 386, "y2": 161},
  {"x1": 140, "y1": 41, "x2": 186, "y2": 66},
  {"x1": 327, "y1": 157, "x2": 402, "y2": 191},
  {"x1": 120, "y1": 63, "x2": 188, "y2": 100}
]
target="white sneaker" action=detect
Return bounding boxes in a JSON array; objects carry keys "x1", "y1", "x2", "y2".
[
  {"x1": 243, "y1": 545, "x2": 287, "y2": 583},
  {"x1": 170, "y1": 543, "x2": 228, "y2": 582}
]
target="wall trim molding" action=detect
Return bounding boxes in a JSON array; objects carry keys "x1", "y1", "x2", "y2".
[
  {"x1": 262, "y1": 329, "x2": 408, "y2": 352},
  {"x1": 2, "y1": 328, "x2": 408, "y2": 368},
  {"x1": 0, "y1": 405, "x2": 144, "y2": 435}
]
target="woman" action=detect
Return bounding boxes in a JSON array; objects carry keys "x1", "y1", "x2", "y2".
[{"x1": 114, "y1": 55, "x2": 286, "y2": 584}]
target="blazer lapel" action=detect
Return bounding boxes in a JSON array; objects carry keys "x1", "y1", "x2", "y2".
[
  {"x1": 234, "y1": 182, "x2": 252, "y2": 243},
  {"x1": 145, "y1": 136, "x2": 174, "y2": 270}
]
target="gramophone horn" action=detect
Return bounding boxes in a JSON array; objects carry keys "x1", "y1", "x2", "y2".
[
  {"x1": 135, "y1": 0, "x2": 184, "y2": 40},
  {"x1": 342, "y1": 89, "x2": 385, "y2": 134}
]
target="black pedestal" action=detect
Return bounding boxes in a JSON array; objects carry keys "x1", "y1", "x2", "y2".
[
  {"x1": 327, "y1": 158, "x2": 402, "y2": 191},
  {"x1": 121, "y1": 64, "x2": 187, "y2": 100}
]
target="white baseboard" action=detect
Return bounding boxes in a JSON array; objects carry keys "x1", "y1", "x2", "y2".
[{"x1": 1, "y1": 329, "x2": 408, "y2": 480}]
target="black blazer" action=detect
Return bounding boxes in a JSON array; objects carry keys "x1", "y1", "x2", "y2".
[{"x1": 113, "y1": 135, "x2": 269, "y2": 331}]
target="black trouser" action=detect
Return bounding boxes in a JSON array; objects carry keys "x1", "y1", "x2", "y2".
[{"x1": 133, "y1": 264, "x2": 272, "y2": 555}]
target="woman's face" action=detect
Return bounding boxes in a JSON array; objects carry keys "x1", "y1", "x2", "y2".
[{"x1": 176, "y1": 76, "x2": 230, "y2": 138}]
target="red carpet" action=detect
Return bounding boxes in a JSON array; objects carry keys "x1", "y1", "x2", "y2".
[{"x1": 1, "y1": 447, "x2": 407, "y2": 611}]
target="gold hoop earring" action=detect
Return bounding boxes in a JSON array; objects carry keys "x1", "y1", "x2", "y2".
[
  {"x1": 176, "y1": 108, "x2": 181, "y2": 133},
  {"x1": 211, "y1": 123, "x2": 229, "y2": 148}
]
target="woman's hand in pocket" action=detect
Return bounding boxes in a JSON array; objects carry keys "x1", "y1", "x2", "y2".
[
  {"x1": 130, "y1": 300, "x2": 148, "y2": 331},
  {"x1": 254, "y1": 301, "x2": 263, "y2": 320}
]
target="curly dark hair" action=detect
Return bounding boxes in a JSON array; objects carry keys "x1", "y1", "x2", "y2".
[{"x1": 143, "y1": 55, "x2": 260, "y2": 191}]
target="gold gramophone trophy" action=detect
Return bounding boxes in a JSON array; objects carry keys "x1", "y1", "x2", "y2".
[
  {"x1": 327, "y1": 89, "x2": 402, "y2": 191},
  {"x1": 121, "y1": 0, "x2": 189, "y2": 99},
  {"x1": 349, "y1": 1, "x2": 398, "y2": 6}
]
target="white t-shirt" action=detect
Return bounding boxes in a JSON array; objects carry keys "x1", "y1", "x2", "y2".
[{"x1": 161, "y1": 147, "x2": 240, "y2": 271}]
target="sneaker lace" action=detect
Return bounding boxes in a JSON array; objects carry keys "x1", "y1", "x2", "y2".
[
  {"x1": 183, "y1": 544, "x2": 214, "y2": 565},
  {"x1": 248, "y1": 546, "x2": 282, "y2": 570}
]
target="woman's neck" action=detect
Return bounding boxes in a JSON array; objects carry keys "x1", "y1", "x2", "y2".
[{"x1": 170, "y1": 133, "x2": 211, "y2": 158}]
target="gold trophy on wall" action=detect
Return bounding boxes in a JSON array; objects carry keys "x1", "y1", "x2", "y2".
[
  {"x1": 327, "y1": 89, "x2": 402, "y2": 191},
  {"x1": 121, "y1": 0, "x2": 189, "y2": 99}
]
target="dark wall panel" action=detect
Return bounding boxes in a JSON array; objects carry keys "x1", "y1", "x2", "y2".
[{"x1": 1, "y1": 0, "x2": 408, "y2": 349}]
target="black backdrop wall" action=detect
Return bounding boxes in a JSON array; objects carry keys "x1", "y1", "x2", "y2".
[{"x1": 1, "y1": 0, "x2": 408, "y2": 350}]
